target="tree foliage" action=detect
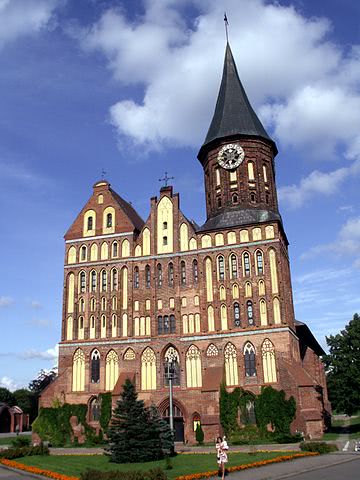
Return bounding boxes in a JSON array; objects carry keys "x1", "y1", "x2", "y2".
[
  {"x1": 28, "y1": 369, "x2": 57, "y2": 395},
  {"x1": 106, "y1": 379, "x2": 174, "y2": 463},
  {"x1": 324, "y1": 313, "x2": 360, "y2": 415},
  {"x1": 255, "y1": 386, "x2": 296, "y2": 434},
  {"x1": 195, "y1": 423, "x2": 204, "y2": 445},
  {"x1": 0, "y1": 387, "x2": 16, "y2": 406}
]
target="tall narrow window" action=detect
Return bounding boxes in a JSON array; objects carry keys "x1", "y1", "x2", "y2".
[
  {"x1": 81, "y1": 246, "x2": 86, "y2": 261},
  {"x1": 91, "y1": 350, "x2": 100, "y2": 383},
  {"x1": 248, "y1": 162, "x2": 255, "y2": 181},
  {"x1": 112, "y1": 242, "x2": 118, "y2": 257},
  {"x1": 145, "y1": 265, "x2": 151, "y2": 288},
  {"x1": 244, "y1": 343, "x2": 256, "y2": 377},
  {"x1": 141, "y1": 347, "x2": 156, "y2": 390},
  {"x1": 105, "y1": 350, "x2": 119, "y2": 391},
  {"x1": 91, "y1": 271, "x2": 96, "y2": 292},
  {"x1": 164, "y1": 347, "x2": 180, "y2": 386},
  {"x1": 243, "y1": 252, "x2": 251, "y2": 276},
  {"x1": 112, "y1": 268, "x2": 118, "y2": 290},
  {"x1": 230, "y1": 254, "x2": 237, "y2": 279},
  {"x1": 106, "y1": 213, "x2": 112, "y2": 228},
  {"x1": 218, "y1": 255, "x2": 225, "y2": 280},
  {"x1": 158, "y1": 316, "x2": 163, "y2": 335},
  {"x1": 72, "y1": 349, "x2": 85, "y2": 392},
  {"x1": 256, "y1": 251, "x2": 264, "y2": 275},
  {"x1": 80, "y1": 271, "x2": 86, "y2": 293},
  {"x1": 180, "y1": 261, "x2": 186, "y2": 286},
  {"x1": 247, "y1": 300, "x2": 254, "y2": 326},
  {"x1": 134, "y1": 267, "x2": 139, "y2": 289},
  {"x1": 186, "y1": 345, "x2": 202, "y2": 388},
  {"x1": 224, "y1": 343, "x2": 238, "y2": 386},
  {"x1": 234, "y1": 302, "x2": 240, "y2": 327},
  {"x1": 163, "y1": 315, "x2": 170, "y2": 334},
  {"x1": 262, "y1": 339, "x2": 277, "y2": 383},
  {"x1": 263, "y1": 164, "x2": 268, "y2": 183},
  {"x1": 163, "y1": 221, "x2": 168, "y2": 230},
  {"x1": 168, "y1": 262, "x2": 174, "y2": 287},
  {"x1": 87, "y1": 216, "x2": 93, "y2": 231},
  {"x1": 170, "y1": 314, "x2": 175, "y2": 333},
  {"x1": 157, "y1": 264, "x2": 162, "y2": 288},
  {"x1": 250, "y1": 192, "x2": 256, "y2": 203},
  {"x1": 101, "y1": 270, "x2": 107, "y2": 291},
  {"x1": 192, "y1": 259, "x2": 198, "y2": 283},
  {"x1": 232, "y1": 193, "x2": 238, "y2": 204}
]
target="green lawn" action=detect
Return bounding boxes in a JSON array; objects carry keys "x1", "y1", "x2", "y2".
[
  {"x1": 17, "y1": 451, "x2": 298, "y2": 480},
  {"x1": 322, "y1": 415, "x2": 360, "y2": 441}
]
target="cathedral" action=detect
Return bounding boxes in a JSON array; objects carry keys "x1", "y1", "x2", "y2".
[{"x1": 41, "y1": 42, "x2": 330, "y2": 442}]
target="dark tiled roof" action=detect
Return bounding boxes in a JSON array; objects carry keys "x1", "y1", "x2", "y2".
[
  {"x1": 197, "y1": 207, "x2": 282, "y2": 232},
  {"x1": 295, "y1": 320, "x2": 326, "y2": 357},
  {"x1": 198, "y1": 43, "x2": 277, "y2": 158},
  {"x1": 110, "y1": 189, "x2": 144, "y2": 232}
]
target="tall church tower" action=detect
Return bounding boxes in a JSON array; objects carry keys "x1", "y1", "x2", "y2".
[{"x1": 198, "y1": 43, "x2": 280, "y2": 228}]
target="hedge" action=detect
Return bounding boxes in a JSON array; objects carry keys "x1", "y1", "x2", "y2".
[
  {"x1": 300, "y1": 442, "x2": 338, "y2": 454},
  {"x1": 0, "y1": 445, "x2": 49, "y2": 460}
]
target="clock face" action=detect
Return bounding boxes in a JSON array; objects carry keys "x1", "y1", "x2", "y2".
[{"x1": 217, "y1": 143, "x2": 245, "y2": 170}]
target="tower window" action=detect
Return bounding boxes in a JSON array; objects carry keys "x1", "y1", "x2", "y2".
[
  {"x1": 243, "y1": 253, "x2": 251, "y2": 277},
  {"x1": 230, "y1": 254, "x2": 238, "y2": 279},
  {"x1": 134, "y1": 267, "x2": 139, "y2": 289},
  {"x1": 266, "y1": 194, "x2": 270, "y2": 204},
  {"x1": 81, "y1": 246, "x2": 86, "y2": 261},
  {"x1": 91, "y1": 350, "x2": 100, "y2": 383},
  {"x1": 218, "y1": 255, "x2": 225, "y2": 280},
  {"x1": 247, "y1": 300, "x2": 254, "y2": 326},
  {"x1": 180, "y1": 261, "x2": 186, "y2": 286},
  {"x1": 217, "y1": 197, "x2": 222, "y2": 208},
  {"x1": 145, "y1": 265, "x2": 151, "y2": 288},
  {"x1": 250, "y1": 192, "x2": 256, "y2": 203},
  {"x1": 163, "y1": 236, "x2": 168, "y2": 246},
  {"x1": 87, "y1": 217, "x2": 93, "y2": 231},
  {"x1": 232, "y1": 193, "x2": 238, "y2": 204},
  {"x1": 106, "y1": 213, "x2": 112, "y2": 228},
  {"x1": 256, "y1": 251, "x2": 264, "y2": 275},
  {"x1": 80, "y1": 272, "x2": 86, "y2": 293},
  {"x1": 234, "y1": 302, "x2": 240, "y2": 327},
  {"x1": 157, "y1": 264, "x2": 162, "y2": 288},
  {"x1": 101, "y1": 270, "x2": 107, "y2": 291},
  {"x1": 263, "y1": 164, "x2": 268, "y2": 183},
  {"x1": 168, "y1": 262, "x2": 174, "y2": 287},
  {"x1": 192, "y1": 259, "x2": 198, "y2": 283},
  {"x1": 163, "y1": 221, "x2": 168, "y2": 230},
  {"x1": 112, "y1": 242, "x2": 118, "y2": 257},
  {"x1": 91, "y1": 271, "x2": 96, "y2": 292}
]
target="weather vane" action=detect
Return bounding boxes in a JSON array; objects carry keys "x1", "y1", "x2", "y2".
[
  {"x1": 101, "y1": 168, "x2": 107, "y2": 179},
  {"x1": 224, "y1": 12, "x2": 229, "y2": 42},
  {"x1": 159, "y1": 172, "x2": 174, "y2": 187}
]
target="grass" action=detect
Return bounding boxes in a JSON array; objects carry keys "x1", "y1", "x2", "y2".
[
  {"x1": 17, "y1": 451, "x2": 298, "y2": 480},
  {"x1": 322, "y1": 415, "x2": 360, "y2": 441}
]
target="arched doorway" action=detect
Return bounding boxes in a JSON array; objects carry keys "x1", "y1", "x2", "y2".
[
  {"x1": 162, "y1": 402, "x2": 185, "y2": 442},
  {"x1": 0, "y1": 405, "x2": 11, "y2": 433}
]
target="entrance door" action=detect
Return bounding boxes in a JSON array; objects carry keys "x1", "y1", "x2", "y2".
[{"x1": 163, "y1": 403, "x2": 185, "y2": 442}]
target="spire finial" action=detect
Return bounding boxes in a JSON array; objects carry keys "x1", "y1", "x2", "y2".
[
  {"x1": 159, "y1": 171, "x2": 174, "y2": 187},
  {"x1": 101, "y1": 168, "x2": 107, "y2": 179},
  {"x1": 224, "y1": 12, "x2": 229, "y2": 43}
]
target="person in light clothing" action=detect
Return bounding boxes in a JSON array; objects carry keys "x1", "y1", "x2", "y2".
[{"x1": 216, "y1": 436, "x2": 229, "y2": 479}]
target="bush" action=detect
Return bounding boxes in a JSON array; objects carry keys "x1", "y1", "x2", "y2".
[
  {"x1": 300, "y1": 442, "x2": 338, "y2": 454},
  {"x1": 273, "y1": 433, "x2": 303, "y2": 444},
  {"x1": 80, "y1": 468, "x2": 167, "y2": 480},
  {"x1": 195, "y1": 423, "x2": 204, "y2": 445},
  {"x1": 0, "y1": 445, "x2": 49, "y2": 460},
  {"x1": 11, "y1": 436, "x2": 31, "y2": 448}
]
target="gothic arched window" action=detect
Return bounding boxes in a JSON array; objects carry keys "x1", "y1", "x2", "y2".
[
  {"x1": 256, "y1": 251, "x2": 264, "y2": 275},
  {"x1": 218, "y1": 255, "x2": 225, "y2": 280},
  {"x1": 192, "y1": 259, "x2": 198, "y2": 283},
  {"x1": 244, "y1": 342, "x2": 256, "y2": 377},
  {"x1": 180, "y1": 261, "x2": 186, "y2": 286},
  {"x1": 243, "y1": 252, "x2": 251, "y2": 277},
  {"x1": 112, "y1": 241, "x2": 118, "y2": 258},
  {"x1": 247, "y1": 300, "x2": 254, "y2": 326},
  {"x1": 81, "y1": 246, "x2": 87, "y2": 261},
  {"x1": 168, "y1": 262, "x2": 174, "y2": 287},
  {"x1": 111, "y1": 268, "x2": 118, "y2": 290},
  {"x1": 89, "y1": 397, "x2": 101, "y2": 421},
  {"x1": 145, "y1": 265, "x2": 151, "y2": 288},
  {"x1": 224, "y1": 343, "x2": 238, "y2": 386},
  {"x1": 234, "y1": 302, "x2": 241, "y2": 327},
  {"x1": 230, "y1": 254, "x2": 237, "y2": 279},
  {"x1": 106, "y1": 213, "x2": 112, "y2": 228},
  {"x1": 262, "y1": 339, "x2": 277, "y2": 383},
  {"x1": 164, "y1": 346, "x2": 180, "y2": 386},
  {"x1": 157, "y1": 264, "x2": 162, "y2": 288},
  {"x1": 141, "y1": 347, "x2": 156, "y2": 390},
  {"x1": 79, "y1": 271, "x2": 86, "y2": 293},
  {"x1": 101, "y1": 270, "x2": 107, "y2": 291},
  {"x1": 105, "y1": 350, "x2": 119, "y2": 391},
  {"x1": 91, "y1": 271, "x2": 96, "y2": 292},
  {"x1": 87, "y1": 216, "x2": 93, "y2": 231},
  {"x1": 186, "y1": 345, "x2": 202, "y2": 388},
  {"x1": 91, "y1": 350, "x2": 100, "y2": 383},
  {"x1": 134, "y1": 267, "x2": 139, "y2": 289}
]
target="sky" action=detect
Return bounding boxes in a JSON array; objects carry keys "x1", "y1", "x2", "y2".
[{"x1": 0, "y1": 0, "x2": 359, "y2": 391}]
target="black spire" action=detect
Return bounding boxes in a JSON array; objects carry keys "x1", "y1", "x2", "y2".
[{"x1": 198, "y1": 43, "x2": 277, "y2": 160}]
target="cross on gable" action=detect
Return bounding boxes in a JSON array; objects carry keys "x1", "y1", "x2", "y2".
[{"x1": 159, "y1": 171, "x2": 174, "y2": 187}]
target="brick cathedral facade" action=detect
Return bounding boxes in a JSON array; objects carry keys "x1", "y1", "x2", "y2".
[{"x1": 41, "y1": 43, "x2": 330, "y2": 442}]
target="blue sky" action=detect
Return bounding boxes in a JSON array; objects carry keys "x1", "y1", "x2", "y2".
[{"x1": 0, "y1": 0, "x2": 359, "y2": 391}]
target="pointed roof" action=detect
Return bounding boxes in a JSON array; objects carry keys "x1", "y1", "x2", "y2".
[{"x1": 198, "y1": 43, "x2": 277, "y2": 159}]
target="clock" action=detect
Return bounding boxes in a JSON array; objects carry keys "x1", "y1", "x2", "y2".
[{"x1": 217, "y1": 143, "x2": 245, "y2": 170}]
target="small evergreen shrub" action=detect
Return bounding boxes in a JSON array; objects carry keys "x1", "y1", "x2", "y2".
[
  {"x1": 0, "y1": 445, "x2": 49, "y2": 459},
  {"x1": 274, "y1": 432, "x2": 303, "y2": 444},
  {"x1": 195, "y1": 423, "x2": 204, "y2": 445},
  {"x1": 80, "y1": 468, "x2": 167, "y2": 480},
  {"x1": 300, "y1": 442, "x2": 338, "y2": 454},
  {"x1": 11, "y1": 436, "x2": 31, "y2": 448}
]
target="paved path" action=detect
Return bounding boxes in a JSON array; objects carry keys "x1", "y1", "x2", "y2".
[
  {"x1": 0, "y1": 465, "x2": 42, "y2": 480},
  {"x1": 225, "y1": 453, "x2": 360, "y2": 480}
]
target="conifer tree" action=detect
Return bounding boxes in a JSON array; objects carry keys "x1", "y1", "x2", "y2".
[
  {"x1": 195, "y1": 423, "x2": 204, "y2": 445},
  {"x1": 106, "y1": 378, "x2": 153, "y2": 463},
  {"x1": 148, "y1": 404, "x2": 175, "y2": 457}
]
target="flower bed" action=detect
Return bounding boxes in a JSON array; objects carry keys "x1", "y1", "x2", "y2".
[
  {"x1": 175, "y1": 452, "x2": 319, "y2": 480},
  {"x1": 0, "y1": 458, "x2": 79, "y2": 480}
]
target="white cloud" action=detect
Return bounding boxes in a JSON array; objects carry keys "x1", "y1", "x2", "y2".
[
  {"x1": 30, "y1": 300, "x2": 42, "y2": 309},
  {"x1": 21, "y1": 344, "x2": 58, "y2": 362},
  {"x1": 0, "y1": 296, "x2": 14, "y2": 307},
  {"x1": 0, "y1": 0, "x2": 62, "y2": 50},
  {"x1": 302, "y1": 216, "x2": 360, "y2": 267},
  {"x1": 0, "y1": 375, "x2": 19, "y2": 391},
  {"x1": 75, "y1": 0, "x2": 360, "y2": 161},
  {"x1": 29, "y1": 318, "x2": 51, "y2": 327}
]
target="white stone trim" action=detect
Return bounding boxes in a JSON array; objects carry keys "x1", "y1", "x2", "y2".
[{"x1": 65, "y1": 232, "x2": 133, "y2": 244}]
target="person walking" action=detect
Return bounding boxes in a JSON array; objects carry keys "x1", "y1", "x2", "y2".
[{"x1": 216, "y1": 436, "x2": 229, "y2": 479}]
